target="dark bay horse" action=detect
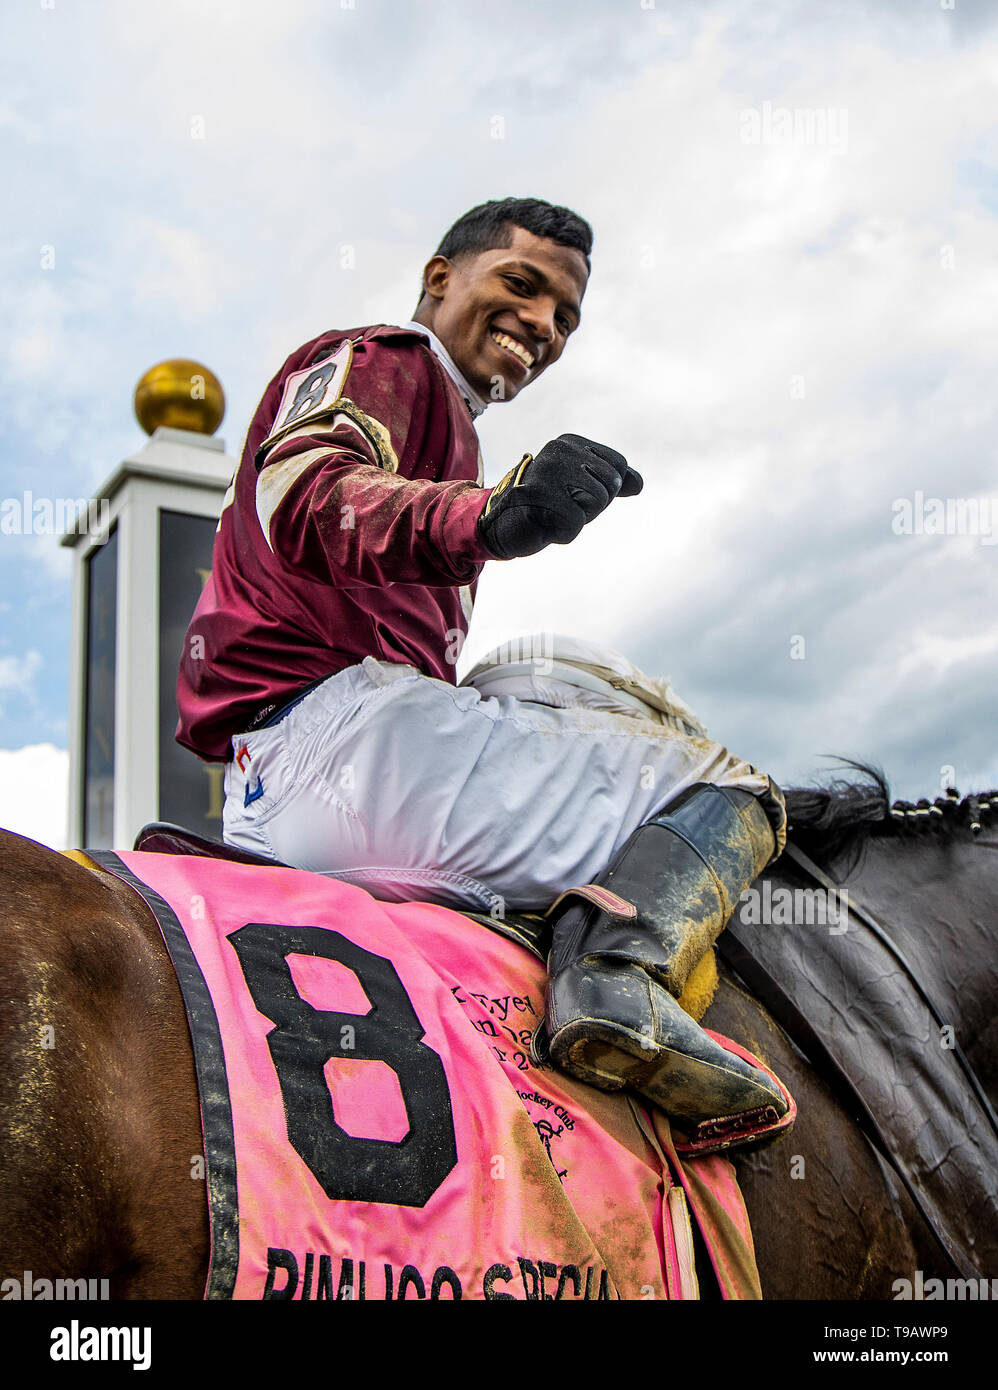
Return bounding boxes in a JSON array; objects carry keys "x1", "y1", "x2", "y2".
[{"x1": 0, "y1": 770, "x2": 995, "y2": 1299}]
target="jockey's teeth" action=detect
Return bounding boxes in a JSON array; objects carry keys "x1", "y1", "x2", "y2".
[{"x1": 491, "y1": 331, "x2": 534, "y2": 368}]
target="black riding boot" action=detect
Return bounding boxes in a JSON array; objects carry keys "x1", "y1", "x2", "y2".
[{"x1": 535, "y1": 782, "x2": 788, "y2": 1131}]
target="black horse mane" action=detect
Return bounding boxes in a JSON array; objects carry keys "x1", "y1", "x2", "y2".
[{"x1": 784, "y1": 759, "x2": 998, "y2": 875}]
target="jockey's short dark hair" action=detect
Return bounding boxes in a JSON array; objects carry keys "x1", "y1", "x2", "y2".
[{"x1": 433, "y1": 197, "x2": 593, "y2": 272}]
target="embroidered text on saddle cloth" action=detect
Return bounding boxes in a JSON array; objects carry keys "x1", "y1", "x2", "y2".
[{"x1": 104, "y1": 851, "x2": 761, "y2": 1301}]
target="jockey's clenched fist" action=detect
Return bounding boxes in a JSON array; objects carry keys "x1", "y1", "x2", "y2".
[{"x1": 476, "y1": 434, "x2": 643, "y2": 560}]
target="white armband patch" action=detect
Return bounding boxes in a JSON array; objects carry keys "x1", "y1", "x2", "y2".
[{"x1": 257, "y1": 340, "x2": 353, "y2": 463}]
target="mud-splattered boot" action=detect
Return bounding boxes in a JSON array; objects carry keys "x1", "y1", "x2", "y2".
[{"x1": 533, "y1": 782, "x2": 791, "y2": 1145}]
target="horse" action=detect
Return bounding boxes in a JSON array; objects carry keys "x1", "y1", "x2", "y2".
[{"x1": 0, "y1": 767, "x2": 995, "y2": 1300}]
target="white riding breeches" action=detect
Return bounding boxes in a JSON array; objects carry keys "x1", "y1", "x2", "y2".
[{"x1": 222, "y1": 657, "x2": 777, "y2": 914}]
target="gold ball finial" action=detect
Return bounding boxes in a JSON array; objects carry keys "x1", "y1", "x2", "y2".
[{"x1": 134, "y1": 359, "x2": 225, "y2": 436}]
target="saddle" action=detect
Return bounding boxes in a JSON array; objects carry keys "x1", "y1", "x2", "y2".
[
  {"x1": 133, "y1": 822, "x2": 555, "y2": 961},
  {"x1": 132, "y1": 822, "x2": 728, "y2": 1019}
]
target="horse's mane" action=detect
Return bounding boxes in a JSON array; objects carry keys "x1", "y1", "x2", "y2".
[{"x1": 784, "y1": 759, "x2": 998, "y2": 875}]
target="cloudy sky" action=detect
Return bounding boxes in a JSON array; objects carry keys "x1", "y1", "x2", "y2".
[{"x1": 1, "y1": 0, "x2": 996, "y2": 850}]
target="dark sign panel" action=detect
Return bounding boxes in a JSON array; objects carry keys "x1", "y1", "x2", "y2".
[
  {"x1": 83, "y1": 526, "x2": 118, "y2": 847},
  {"x1": 158, "y1": 509, "x2": 224, "y2": 829}
]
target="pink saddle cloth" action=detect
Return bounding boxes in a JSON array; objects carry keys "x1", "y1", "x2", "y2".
[{"x1": 101, "y1": 850, "x2": 764, "y2": 1301}]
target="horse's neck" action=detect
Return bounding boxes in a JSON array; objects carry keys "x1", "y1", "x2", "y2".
[{"x1": 839, "y1": 834, "x2": 998, "y2": 1077}]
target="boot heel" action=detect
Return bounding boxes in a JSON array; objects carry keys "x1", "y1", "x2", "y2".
[{"x1": 559, "y1": 1018, "x2": 659, "y2": 1092}]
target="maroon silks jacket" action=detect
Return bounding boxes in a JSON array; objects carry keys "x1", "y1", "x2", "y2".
[{"x1": 176, "y1": 325, "x2": 493, "y2": 761}]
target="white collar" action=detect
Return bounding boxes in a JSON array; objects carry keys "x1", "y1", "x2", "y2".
[{"x1": 400, "y1": 319, "x2": 489, "y2": 420}]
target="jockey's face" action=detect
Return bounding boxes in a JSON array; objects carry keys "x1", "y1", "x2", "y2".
[{"x1": 415, "y1": 226, "x2": 589, "y2": 403}]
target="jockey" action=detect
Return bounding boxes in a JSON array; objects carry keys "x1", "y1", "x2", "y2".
[{"x1": 177, "y1": 197, "x2": 789, "y2": 1142}]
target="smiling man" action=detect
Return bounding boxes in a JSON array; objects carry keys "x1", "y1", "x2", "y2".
[
  {"x1": 413, "y1": 217, "x2": 583, "y2": 401},
  {"x1": 177, "y1": 197, "x2": 791, "y2": 1141}
]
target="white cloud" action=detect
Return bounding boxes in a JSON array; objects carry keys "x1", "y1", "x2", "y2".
[
  {"x1": 25, "y1": 532, "x2": 73, "y2": 583},
  {"x1": 0, "y1": 744, "x2": 68, "y2": 850},
  {"x1": 133, "y1": 219, "x2": 233, "y2": 316},
  {"x1": 0, "y1": 650, "x2": 42, "y2": 698},
  {"x1": 0, "y1": 0, "x2": 996, "y2": 806},
  {"x1": 896, "y1": 625, "x2": 998, "y2": 682}
]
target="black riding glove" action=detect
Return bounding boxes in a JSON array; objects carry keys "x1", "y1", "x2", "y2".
[{"x1": 476, "y1": 434, "x2": 643, "y2": 561}]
